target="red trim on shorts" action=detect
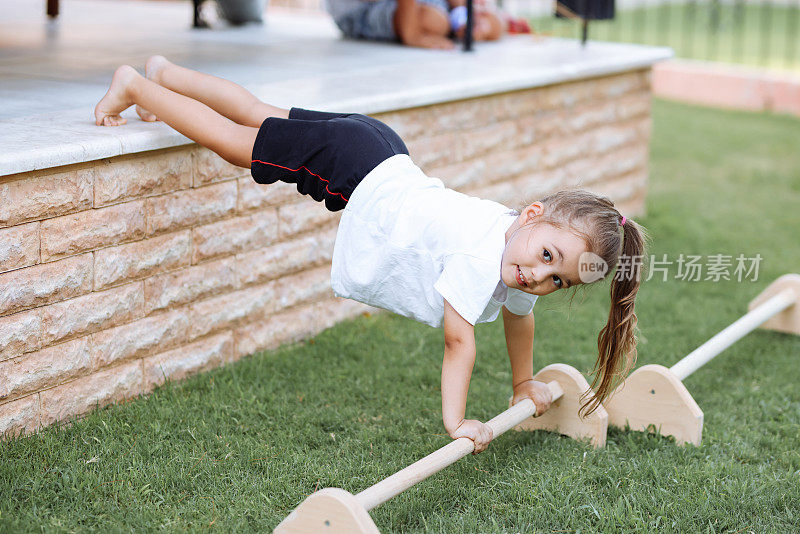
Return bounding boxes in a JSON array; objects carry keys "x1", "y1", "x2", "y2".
[{"x1": 251, "y1": 159, "x2": 349, "y2": 202}]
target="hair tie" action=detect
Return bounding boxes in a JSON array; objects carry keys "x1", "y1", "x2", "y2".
[{"x1": 620, "y1": 216, "x2": 626, "y2": 227}]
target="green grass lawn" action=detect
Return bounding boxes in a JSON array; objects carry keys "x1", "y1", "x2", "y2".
[
  {"x1": 532, "y1": 3, "x2": 800, "y2": 74},
  {"x1": 2, "y1": 99, "x2": 800, "y2": 532}
]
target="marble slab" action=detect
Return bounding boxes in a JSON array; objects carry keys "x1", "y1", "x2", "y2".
[{"x1": 0, "y1": 0, "x2": 672, "y2": 176}]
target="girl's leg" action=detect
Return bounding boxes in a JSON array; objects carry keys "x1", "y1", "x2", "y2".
[
  {"x1": 95, "y1": 65, "x2": 257, "y2": 168},
  {"x1": 136, "y1": 56, "x2": 287, "y2": 127}
]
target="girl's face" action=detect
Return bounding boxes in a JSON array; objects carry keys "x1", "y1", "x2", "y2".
[{"x1": 501, "y1": 203, "x2": 589, "y2": 296}]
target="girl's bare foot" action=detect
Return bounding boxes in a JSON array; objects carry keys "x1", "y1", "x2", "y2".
[
  {"x1": 135, "y1": 55, "x2": 170, "y2": 122},
  {"x1": 94, "y1": 65, "x2": 140, "y2": 126}
]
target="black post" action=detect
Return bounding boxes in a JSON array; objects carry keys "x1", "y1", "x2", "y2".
[
  {"x1": 464, "y1": 0, "x2": 474, "y2": 51},
  {"x1": 582, "y1": 17, "x2": 588, "y2": 46},
  {"x1": 193, "y1": 0, "x2": 210, "y2": 28},
  {"x1": 555, "y1": 0, "x2": 615, "y2": 47},
  {"x1": 579, "y1": 0, "x2": 588, "y2": 46},
  {"x1": 47, "y1": 0, "x2": 59, "y2": 18}
]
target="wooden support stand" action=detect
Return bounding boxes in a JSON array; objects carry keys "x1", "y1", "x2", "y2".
[
  {"x1": 275, "y1": 488, "x2": 380, "y2": 534},
  {"x1": 605, "y1": 274, "x2": 800, "y2": 445},
  {"x1": 509, "y1": 363, "x2": 608, "y2": 448},
  {"x1": 748, "y1": 274, "x2": 800, "y2": 336},
  {"x1": 604, "y1": 364, "x2": 703, "y2": 445},
  {"x1": 274, "y1": 363, "x2": 605, "y2": 533}
]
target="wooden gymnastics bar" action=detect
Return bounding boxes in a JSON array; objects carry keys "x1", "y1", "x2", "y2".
[
  {"x1": 274, "y1": 363, "x2": 608, "y2": 533},
  {"x1": 605, "y1": 273, "x2": 800, "y2": 445}
]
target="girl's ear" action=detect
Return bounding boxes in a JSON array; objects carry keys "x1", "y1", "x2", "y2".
[{"x1": 523, "y1": 202, "x2": 545, "y2": 223}]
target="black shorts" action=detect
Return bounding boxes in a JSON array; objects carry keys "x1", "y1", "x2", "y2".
[{"x1": 250, "y1": 108, "x2": 409, "y2": 212}]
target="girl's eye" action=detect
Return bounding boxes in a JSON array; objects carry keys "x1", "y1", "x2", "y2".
[
  {"x1": 553, "y1": 276, "x2": 562, "y2": 288},
  {"x1": 543, "y1": 249, "x2": 552, "y2": 262}
]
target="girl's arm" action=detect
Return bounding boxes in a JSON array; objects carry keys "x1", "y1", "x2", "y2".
[
  {"x1": 442, "y1": 299, "x2": 493, "y2": 453},
  {"x1": 502, "y1": 306, "x2": 534, "y2": 386},
  {"x1": 502, "y1": 307, "x2": 552, "y2": 414}
]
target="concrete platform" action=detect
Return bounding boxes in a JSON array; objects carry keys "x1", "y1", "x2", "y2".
[{"x1": 0, "y1": 0, "x2": 670, "y2": 176}]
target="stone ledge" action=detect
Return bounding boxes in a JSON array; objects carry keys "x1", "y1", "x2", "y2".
[
  {"x1": 0, "y1": 66, "x2": 658, "y2": 439},
  {"x1": 0, "y1": 8, "x2": 671, "y2": 177}
]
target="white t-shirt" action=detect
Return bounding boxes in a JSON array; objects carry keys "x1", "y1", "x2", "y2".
[{"x1": 331, "y1": 154, "x2": 537, "y2": 328}]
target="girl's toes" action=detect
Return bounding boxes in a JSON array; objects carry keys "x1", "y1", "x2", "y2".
[{"x1": 102, "y1": 115, "x2": 127, "y2": 126}]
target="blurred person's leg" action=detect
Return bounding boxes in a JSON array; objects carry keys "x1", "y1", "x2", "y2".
[
  {"x1": 329, "y1": 0, "x2": 453, "y2": 49},
  {"x1": 394, "y1": 0, "x2": 453, "y2": 49},
  {"x1": 475, "y1": 10, "x2": 503, "y2": 40},
  {"x1": 416, "y1": 0, "x2": 450, "y2": 36},
  {"x1": 453, "y1": 9, "x2": 504, "y2": 41},
  {"x1": 330, "y1": 0, "x2": 401, "y2": 41}
]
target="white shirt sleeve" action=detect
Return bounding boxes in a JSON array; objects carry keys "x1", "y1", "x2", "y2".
[
  {"x1": 503, "y1": 287, "x2": 538, "y2": 316},
  {"x1": 434, "y1": 254, "x2": 499, "y2": 326}
]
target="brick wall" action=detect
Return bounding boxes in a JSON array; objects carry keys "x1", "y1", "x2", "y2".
[{"x1": 0, "y1": 69, "x2": 652, "y2": 439}]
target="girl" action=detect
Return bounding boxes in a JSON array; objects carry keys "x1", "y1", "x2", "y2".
[{"x1": 95, "y1": 57, "x2": 646, "y2": 454}]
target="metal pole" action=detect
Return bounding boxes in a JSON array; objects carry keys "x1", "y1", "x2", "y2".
[
  {"x1": 580, "y1": 0, "x2": 588, "y2": 46},
  {"x1": 582, "y1": 18, "x2": 588, "y2": 46},
  {"x1": 464, "y1": 0, "x2": 474, "y2": 51},
  {"x1": 47, "y1": 0, "x2": 59, "y2": 18}
]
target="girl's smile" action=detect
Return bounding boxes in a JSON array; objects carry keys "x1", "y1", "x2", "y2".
[
  {"x1": 503, "y1": 203, "x2": 589, "y2": 296},
  {"x1": 515, "y1": 265, "x2": 528, "y2": 287}
]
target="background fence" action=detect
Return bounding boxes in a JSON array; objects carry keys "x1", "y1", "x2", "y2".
[{"x1": 507, "y1": 1, "x2": 800, "y2": 72}]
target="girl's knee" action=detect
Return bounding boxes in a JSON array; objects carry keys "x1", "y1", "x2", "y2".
[
  {"x1": 218, "y1": 149, "x2": 252, "y2": 169},
  {"x1": 215, "y1": 124, "x2": 259, "y2": 169}
]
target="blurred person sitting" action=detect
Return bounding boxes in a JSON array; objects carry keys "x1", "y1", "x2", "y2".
[{"x1": 325, "y1": 0, "x2": 505, "y2": 50}]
